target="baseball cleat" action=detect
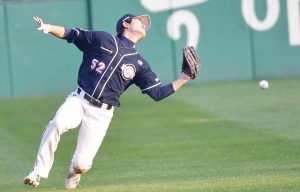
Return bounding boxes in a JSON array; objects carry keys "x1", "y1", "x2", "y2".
[
  {"x1": 23, "y1": 172, "x2": 41, "y2": 187},
  {"x1": 65, "y1": 174, "x2": 81, "y2": 189}
]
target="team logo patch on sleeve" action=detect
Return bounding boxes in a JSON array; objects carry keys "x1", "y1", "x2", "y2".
[
  {"x1": 121, "y1": 64, "x2": 136, "y2": 80},
  {"x1": 137, "y1": 60, "x2": 143, "y2": 65}
]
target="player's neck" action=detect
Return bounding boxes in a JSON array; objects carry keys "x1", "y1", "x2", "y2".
[{"x1": 123, "y1": 32, "x2": 144, "y2": 43}]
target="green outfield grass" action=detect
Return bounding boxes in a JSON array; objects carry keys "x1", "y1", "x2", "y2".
[{"x1": 0, "y1": 78, "x2": 300, "y2": 191}]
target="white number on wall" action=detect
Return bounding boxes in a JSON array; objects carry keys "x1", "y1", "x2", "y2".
[
  {"x1": 242, "y1": 0, "x2": 280, "y2": 31},
  {"x1": 287, "y1": 0, "x2": 300, "y2": 46},
  {"x1": 167, "y1": 10, "x2": 200, "y2": 49}
]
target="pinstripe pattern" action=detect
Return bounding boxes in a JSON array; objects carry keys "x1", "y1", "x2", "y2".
[{"x1": 91, "y1": 35, "x2": 119, "y2": 98}]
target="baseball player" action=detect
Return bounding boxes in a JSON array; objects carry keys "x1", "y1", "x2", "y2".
[{"x1": 23, "y1": 14, "x2": 191, "y2": 189}]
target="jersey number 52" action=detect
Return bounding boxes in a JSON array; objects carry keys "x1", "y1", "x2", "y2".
[{"x1": 91, "y1": 59, "x2": 106, "y2": 74}]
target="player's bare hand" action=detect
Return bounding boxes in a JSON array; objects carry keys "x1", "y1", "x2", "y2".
[
  {"x1": 33, "y1": 16, "x2": 49, "y2": 34},
  {"x1": 181, "y1": 72, "x2": 191, "y2": 81}
]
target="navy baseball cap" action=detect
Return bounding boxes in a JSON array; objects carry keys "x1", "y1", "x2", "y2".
[{"x1": 116, "y1": 14, "x2": 151, "y2": 33}]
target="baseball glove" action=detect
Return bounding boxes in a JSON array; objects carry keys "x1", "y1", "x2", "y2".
[{"x1": 181, "y1": 46, "x2": 201, "y2": 79}]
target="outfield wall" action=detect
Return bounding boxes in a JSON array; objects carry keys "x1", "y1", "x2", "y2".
[{"x1": 0, "y1": 0, "x2": 299, "y2": 99}]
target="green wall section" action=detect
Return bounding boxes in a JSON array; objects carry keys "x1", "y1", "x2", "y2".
[
  {"x1": 0, "y1": 4, "x2": 12, "y2": 98},
  {"x1": 0, "y1": 0, "x2": 299, "y2": 99},
  {"x1": 252, "y1": 0, "x2": 300, "y2": 79},
  {"x1": 4, "y1": 0, "x2": 88, "y2": 98}
]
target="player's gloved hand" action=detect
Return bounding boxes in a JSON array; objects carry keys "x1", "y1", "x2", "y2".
[
  {"x1": 181, "y1": 46, "x2": 201, "y2": 79},
  {"x1": 33, "y1": 17, "x2": 49, "y2": 34}
]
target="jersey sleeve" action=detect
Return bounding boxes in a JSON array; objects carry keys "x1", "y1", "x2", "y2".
[
  {"x1": 134, "y1": 64, "x2": 161, "y2": 93},
  {"x1": 62, "y1": 28, "x2": 95, "y2": 52},
  {"x1": 134, "y1": 65, "x2": 175, "y2": 101}
]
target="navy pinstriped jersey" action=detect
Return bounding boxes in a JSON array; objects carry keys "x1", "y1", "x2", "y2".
[{"x1": 62, "y1": 28, "x2": 174, "y2": 106}]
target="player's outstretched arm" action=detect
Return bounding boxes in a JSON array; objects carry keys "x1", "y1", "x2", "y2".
[
  {"x1": 33, "y1": 17, "x2": 65, "y2": 38},
  {"x1": 172, "y1": 72, "x2": 190, "y2": 91}
]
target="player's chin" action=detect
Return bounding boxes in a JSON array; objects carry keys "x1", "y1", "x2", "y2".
[
  {"x1": 141, "y1": 33, "x2": 146, "y2": 39},
  {"x1": 137, "y1": 33, "x2": 146, "y2": 41}
]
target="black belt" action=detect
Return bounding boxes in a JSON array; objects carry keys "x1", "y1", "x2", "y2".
[{"x1": 77, "y1": 88, "x2": 112, "y2": 110}]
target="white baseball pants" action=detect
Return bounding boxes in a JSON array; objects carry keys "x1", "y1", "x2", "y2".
[{"x1": 30, "y1": 90, "x2": 114, "y2": 178}]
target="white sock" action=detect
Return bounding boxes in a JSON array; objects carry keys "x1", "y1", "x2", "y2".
[{"x1": 69, "y1": 166, "x2": 80, "y2": 178}]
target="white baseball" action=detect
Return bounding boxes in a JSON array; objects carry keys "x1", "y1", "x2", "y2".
[{"x1": 259, "y1": 80, "x2": 268, "y2": 90}]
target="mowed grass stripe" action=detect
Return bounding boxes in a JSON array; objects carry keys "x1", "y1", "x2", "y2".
[
  {"x1": 71, "y1": 174, "x2": 300, "y2": 192},
  {"x1": 183, "y1": 118, "x2": 224, "y2": 123},
  {"x1": 0, "y1": 79, "x2": 300, "y2": 191},
  {"x1": 172, "y1": 78, "x2": 300, "y2": 139}
]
